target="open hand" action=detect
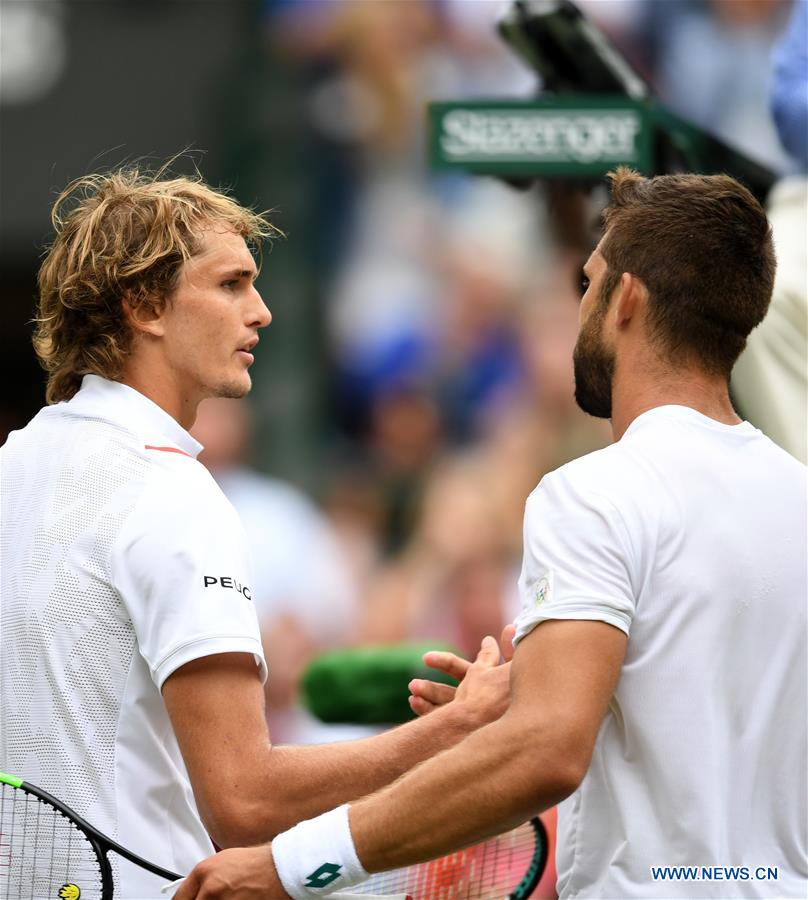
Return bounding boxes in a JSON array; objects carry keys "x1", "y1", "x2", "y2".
[{"x1": 408, "y1": 624, "x2": 515, "y2": 721}]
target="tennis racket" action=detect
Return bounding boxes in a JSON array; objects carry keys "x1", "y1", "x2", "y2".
[
  {"x1": 0, "y1": 771, "x2": 182, "y2": 899},
  {"x1": 159, "y1": 816, "x2": 549, "y2": 899},
  {"x1": 336, "y1": 816, "x2": 548, "y2": 900}
]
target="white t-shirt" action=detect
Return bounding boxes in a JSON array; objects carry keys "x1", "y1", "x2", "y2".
[
  {"x1": 1, "y1": 375, "x2": 267, "y2": 898},
  {"x1": 513, "y1": 405, "x2": 807, "y2": 899}
]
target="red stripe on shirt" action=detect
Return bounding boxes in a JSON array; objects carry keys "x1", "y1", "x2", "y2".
[{"x1": 144, "y1": 444, "x2": 193, "y2": 458}]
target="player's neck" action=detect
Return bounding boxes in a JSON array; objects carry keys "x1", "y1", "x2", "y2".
[
  {"x1": 119, "y1": 360, "x2": 200, "y2": 432},
  {"x1": 610, "y1": 360, "x2": 741, "y2": 442}
]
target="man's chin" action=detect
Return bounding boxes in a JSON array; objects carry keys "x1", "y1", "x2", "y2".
[
  {"x1": 573, "y1": 359, "x2": 613, "y2": 418},
  {"x1": 214, "y1": 376, "x2": 252, "y2": 400},
  {"x1": 574, "y1": 384, "x2": 612, "y2": 419},
  {"x1": 572, "y1": 344, "x2": 614, "y2": 420}
]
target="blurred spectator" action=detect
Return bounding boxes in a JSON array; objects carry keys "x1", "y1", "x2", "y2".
[
  {"x1": 732, "y1": 0, "x2": 808, "y2": 463},
  {"x1": 645, "y1": 0, "x2": 794, "y2": 171},
  {"x1": 576, "y1": 0, "x2": 656, "y2": 79},
  {"x1": 732, "y1": 176, "x2": 807, "y2": 463},
  {"x1": 436, "y1": 0, "x2": 539, "y2": 99},
  {"x1": 358, "y1": 281, "x2": 612, "y2": 658},
  {"x1": 770, "y1": 0, "x2": 808, "y2": 167},
  {"x1": 433, "y1": 181, "x2": 541, "y2": 441},
  {"x1": 266, "y1": 0, "x2": 543, "y2": 448},
  {"x1": 359, "y1": 451, "x2": 519, "y2": 658},
  {"x1": 369, "y1": 384, "x2": 443, "y2": 555},
  {"x1": 192, "y1": 397, "x2": 368, "y2": 743},
  {"x1": 320, "y1": 457, "x2": 386, "y2": 599}
]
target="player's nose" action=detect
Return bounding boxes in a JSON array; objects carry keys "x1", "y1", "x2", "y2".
[{"x1": 250, "y1": 286, "x2": 272, "y2": 328}]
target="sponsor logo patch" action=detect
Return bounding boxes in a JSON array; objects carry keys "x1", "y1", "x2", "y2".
[
  {"x1": 203, "y1": 575, "x2": 252, "y2": 601},
  {"x1": 304, "y1": 862, "x2": 343, "y2": 889},
  {"x1": 532, "y1": 572, "x2": 553, "y2": 608}
]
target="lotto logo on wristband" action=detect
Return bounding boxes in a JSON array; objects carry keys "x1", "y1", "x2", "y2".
[
  {"x1": 272, "y1": 805, "x2": 367, "y2": 898},
  {"x1": 304, "y1": 862, "x2": 343, "y2": 889}
]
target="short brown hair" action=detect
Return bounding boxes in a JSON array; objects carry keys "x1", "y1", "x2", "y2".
[
  {"x1": 34, "y1": 165, "x2": 279, "y2": 404},
  {"x1": 600, "y1": 168, "x2": 776, "y2": 378}
]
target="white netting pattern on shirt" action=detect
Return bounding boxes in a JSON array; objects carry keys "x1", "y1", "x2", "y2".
[{"x1": 1, "y1": 411, "x2": 146, "y2": 888}]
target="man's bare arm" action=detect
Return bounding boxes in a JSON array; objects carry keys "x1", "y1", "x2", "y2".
[
  {"x1": 173, "y1": 618, "x2": 627, "y2": 899},
  {"x1": 349, "y1": 618, "x2": 627, "y2": 869},
  {"x1": 162, "y1": 635, "x2": 510, "y2": 848}
]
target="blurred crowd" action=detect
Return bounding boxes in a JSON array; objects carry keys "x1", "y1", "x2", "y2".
[
  {"x1": 178, "y1": 0, "x2": 805, "y2": 747},
  {"x1": 0, "y1": 0, "x2": 800, "y2": 746},
  {"x1": 0, "y1": 3, "x2": 802, "y2": 895}
]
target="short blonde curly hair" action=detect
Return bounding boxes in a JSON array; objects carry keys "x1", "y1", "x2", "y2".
[{"x1": 34, "y1": 165, "x2": 279, "y2": 404}]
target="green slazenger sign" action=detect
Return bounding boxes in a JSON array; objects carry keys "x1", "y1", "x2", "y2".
[{"x1": 429, "y1": 96, "x2": 651, "y2": 176}]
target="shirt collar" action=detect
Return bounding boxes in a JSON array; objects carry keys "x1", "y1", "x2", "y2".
[
  {"x1": 70, "y1": 375, "x2": 204, "y2": 458},
  {"x1": 624, "y1": 404, "x2": 756, "y2": 439}
]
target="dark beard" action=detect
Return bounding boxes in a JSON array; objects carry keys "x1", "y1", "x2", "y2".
[{"x1": 573, "y1": 310, "x2": 615, "y2": 419}]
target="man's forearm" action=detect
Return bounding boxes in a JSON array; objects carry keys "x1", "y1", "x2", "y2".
[
  {"x1": 220, "y1": 698, "x2": 488, "y2": 845},
  {"x1": 171, "y1": 638, "x2": 510, "y2": 848},
  {"x1": 175, "y1": 622, "x2": 625, "y2": 900},
  {"x1": 347, "y1": 710, "x2": 577, "y2": 873},
  {"x1": 344, "y1": 619, "x2": 627, "y2": 872}
]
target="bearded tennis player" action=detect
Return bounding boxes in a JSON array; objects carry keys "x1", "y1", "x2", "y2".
[{"x1": 178, "y1": 169, "x2": 808, "y2": 899}]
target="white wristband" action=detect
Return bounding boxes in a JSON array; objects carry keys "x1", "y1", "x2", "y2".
[{"x1": 272, "y1": 804, "x2": 369, "y2": 898}]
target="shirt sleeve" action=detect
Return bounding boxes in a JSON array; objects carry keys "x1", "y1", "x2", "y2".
[
  {"x1": 111, "y1": 462, "x2": 268, "y2": 689},
  {"x1": 513, "y1": 467, "x2": 637, "y2": 646}
]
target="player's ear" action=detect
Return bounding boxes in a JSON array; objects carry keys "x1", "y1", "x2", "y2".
[
  {"x1": 613, "y1": 272, "x2": 647, "y2": 328},
  {"x1": 122, "y1": 292, "x2": 167, "y2": 338}
]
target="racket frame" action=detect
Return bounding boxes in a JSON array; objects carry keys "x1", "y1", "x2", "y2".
[
  {"x1": 2, "y1": 774, "x2": 550, "y2": 900},
  {"x1": 355, "y1": 814, "x2": 549, "y2": 900},
  {"x1": 508, "y1": 816, "x2": 548, "y2": 900},
  {"x1": 1, "y1": 771, "x2": 182, "y2": 897}
]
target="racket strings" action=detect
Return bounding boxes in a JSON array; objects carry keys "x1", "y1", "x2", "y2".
[
  {"x1": 0, "y1": 783, "x2": 104, "y2": 900},
  {"x1": 348, "y1": 821, "x2": 541, "y2": 899}
]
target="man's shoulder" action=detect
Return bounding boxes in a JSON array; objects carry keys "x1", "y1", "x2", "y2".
[
  {"x1": 112, "y1": 459, "x2": 243, "y2": 573},
  {"x1": 525, "y1": 439, "x2": 663, "y2": 540},
  {"x1": 538, "y1": 441, "x2": 636, "y2": 498},
  {"x1": 1, "y1": 402, "x2": 145, "y2": 473},
  {"x1": 4, "y1": 403, "x2": 195, "y2": 469},
  {"x1": 136, "y1": 448, "x2": 233, "y2": 517},
  {"x1": 33, "y1": 405, "x2": 228, "y2": 513}
]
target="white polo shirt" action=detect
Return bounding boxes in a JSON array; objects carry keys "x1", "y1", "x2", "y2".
[
  {"x1": 1, "y1": 375, "x2": 267, "y2": 898},
  {"x1": 514, "y1": 405, "x2": 807, "y2": 899}
]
